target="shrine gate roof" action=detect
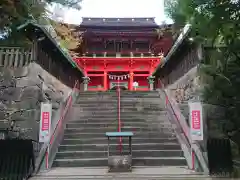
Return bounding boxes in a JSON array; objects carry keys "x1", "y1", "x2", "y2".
[{"x1": 79, "y1": 17, "x2": 160, "y2": 29}]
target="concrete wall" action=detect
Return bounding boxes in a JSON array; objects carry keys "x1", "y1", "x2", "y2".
[{"x1": 0, "y1": 62, "x2": 71, "y2": 140}]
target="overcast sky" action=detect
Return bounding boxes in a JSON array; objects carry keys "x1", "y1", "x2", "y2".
[{"x1": 50, "y1": 0, "x2": 173, "y2": 25}]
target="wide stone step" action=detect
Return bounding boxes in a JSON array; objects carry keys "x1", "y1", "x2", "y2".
[
  {"x1": 63, "y1": 132, "x2": 176, "y2": 139},
  {"x1": 77, "y1": 94, "x2": 160, "y2": 97},
  {"x1": 65, "y1": 122, "x2": 172, "y2": 128},
  {"x1": 72, "y1": 113, "x2": 167, "y2": 117},
  {"x1": 75, "y1": 101, "x2": 118, "y2": 104},
  {"x1": 58, "y1": 143, "x2": 181, "y2": 151},
  {"x1": 75, "y1": 111, "x2": 167, "y2": 115},
  {"x1": 64, "y1": 127, "x2": 173, "y2": 134},
  {"x1": 78, "y1": 91, "x2": 158, "y2": 94},
  {"x1": 71, "y1": 113, "x2": 167, "y2": 118},
  {"x1": 73, "y1": 108, "x2": 165, "y2": 112},
  {"x1": 72, "y1": 106, "x2": 164, "y2": 110},
  {"x1": 72, "y1": 115, "x2": 168, "y2": 120},
  {"x1": 30, "y1": 166, "x2": 208, "y2": 180},
  {"x1": 73, "y1": 104, "x2": 163, "y2": 108},
  {"x1": 62, "y1": 137, "x2": 178, "y2": 145},
  {"x1": 52, "y1": 157, "x2": 187, "y2": 167},
  {"x1": 77, "y1": 95, "x2": 160, "y2": 98},
  {"x1": 55, "y1": 149, "x2": 184, "y2": 159},
  {"x1": 75, "y1": 101, "x2": 162, "y2": 104},
  {"x1": 70, "y1": 118, "x2": 169, "y2": 123},
  {"x1": 72, "y1": 110, "x2": 165, "y2": 113}
]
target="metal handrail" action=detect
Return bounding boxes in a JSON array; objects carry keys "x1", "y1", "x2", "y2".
[
  {"x1": 159, "y1": 89, "x2": 209, "y2": 174},
  {"x1": 33, "y1": 80, "x2": 80, "y2": 174},
  {"x1": 117, "y1": 84, "x2": 122, "y2": 153}
]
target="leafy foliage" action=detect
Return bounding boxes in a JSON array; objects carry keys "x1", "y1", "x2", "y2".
[
  {"x1": 50, "y1": 20, "x2": 81, "y2": 56},
  {"x1": 46, "y1": 0, "x2": 82, "y2": 10},
  {"x1": 165, "y1": 0, "x2": 240, "y2": 136},
  {"x1": 0, "y1": 0, "x2": 82, "y2": 46}
]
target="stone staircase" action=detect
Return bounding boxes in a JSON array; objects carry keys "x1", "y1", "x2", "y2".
[{"x1": 52, "y1": 91, "x2": 187, "y2": 168}]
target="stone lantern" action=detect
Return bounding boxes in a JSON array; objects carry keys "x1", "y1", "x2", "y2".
[
  {"x1": 147, "y1": 76, "x2": 155, "y2": 91},
  {"x1": 82, "y1": 76, "x2": 90, "y2": 91}
]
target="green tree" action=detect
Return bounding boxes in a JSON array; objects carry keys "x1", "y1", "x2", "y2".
[
  {"x1": 165, "y1": 0, "x2": 240, "y2": 138},
  {"x1": 0, "y1": 0, "x2": 82, "y2": 45}
]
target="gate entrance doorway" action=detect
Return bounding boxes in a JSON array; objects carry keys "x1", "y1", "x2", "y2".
[{"x1": 110, "y1": 82, "x2": 128, "y2": 90}]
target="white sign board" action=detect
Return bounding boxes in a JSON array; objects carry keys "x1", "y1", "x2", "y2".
[
  {"x1": 39, "y1": 103, "x2": 52, "y2": 143},
  {"x1": 188, "y1": 102, "x2": 203, "y2": 141}
]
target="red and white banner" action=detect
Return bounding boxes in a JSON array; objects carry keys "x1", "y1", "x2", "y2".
[
  {"x1": 39, "y1": 103, "x2": 52, "y2": 143},
  {"x1": 188, "y1": 102, "x2": 203, "y2": 141}
]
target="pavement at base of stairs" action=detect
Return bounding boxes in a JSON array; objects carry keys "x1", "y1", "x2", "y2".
[{"x1": 31, "y1": 166, "x2": 213, "y2": 180}]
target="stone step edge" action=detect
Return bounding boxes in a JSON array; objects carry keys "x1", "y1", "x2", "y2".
[
  {"x1": 54, "y1": 157, "x2": 186, "y2": 162},
  {"x1": 59, "y1": 143, "x2": 179, "y2": 146},
  {"x1": 56, "y1": 149, "x2": 182, "y2": 154},
  {"x1": 63, "y1": 133, "x2": 175, "y2": 136},
  {"x1": 63, "y1": 137, "x2": 177, "y2": 140}
]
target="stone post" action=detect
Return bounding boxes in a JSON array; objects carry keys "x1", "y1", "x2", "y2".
[
  {"x1": 82, "y1": 76, "x2": 90, "y2": 91},
  {"x1": 147, "y1": 76, "x2": 155, "y2": 91}
]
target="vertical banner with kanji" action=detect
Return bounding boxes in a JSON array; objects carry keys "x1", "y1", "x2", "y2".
[
  {"x1": 39, "y1": 103, "x2": 52, "y2": 143},
  {"x1": 188, "y1": 102, "x2": 203, "y2": 141}
]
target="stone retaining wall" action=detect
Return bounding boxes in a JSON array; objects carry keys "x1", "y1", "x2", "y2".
[
  {"x1": 166, "y1": 65, "x2": 226, "y2": 138},
  {"x1": 167, "y1": 66, "x2": 201, "y2": 103},
  {"x1": 0, "y1": 62, "x2": 71, "y2": 140}
]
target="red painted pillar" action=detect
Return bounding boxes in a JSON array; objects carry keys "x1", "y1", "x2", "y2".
[
  {"x1": 104, "y1": 71, "x2": 108, "y2": 91},
  {"x1": 129, "y1": 72, "x2": 134, "y2": 91}
]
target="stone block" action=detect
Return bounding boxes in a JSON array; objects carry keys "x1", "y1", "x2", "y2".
[
  {"x1": 0, "y1": 87, "x2": 22, "y2": 101},
  {"x1": 0, "y1": 77, "x2": 16, "y2": 89},
  {"x1": 0, "y1": 68, "x2": 13, "y2": 78},
  {"x1": 20, "y1": 86, "x2": 41, "y2": 100},
  {"x1": 52, "y1": 102, "x2": 60, "y2": 110},
  {"x1": 17, "y1": 77, "x2": 41, "y2": 87},
  {"x1": 0, "y1": 121, "x2": 8, "y2": 129},
  {"x1": 15, "y1": 120, "x2": 39, "y2": 140},
  {"x1": 9, "y1": 109, "x2": 40, "y2": 122},
  {"x1": 0, "y1": 103, "x2": 7, "y2": 110},
  {"x1": 0, "y1": 61, "x2": 70, "y2": 141},
  {"x1": 8, "y1": 98, "x2": 40, "y2": 110},
  {"x1": 0, "y1": 110, "x2": 7, "y2": 121},
  {"x1": 12, "y1": 67, "x2": 29, "y2": 78},
  {"x1": 44, "y1": 88, "x2": 63, "y2": 102}
]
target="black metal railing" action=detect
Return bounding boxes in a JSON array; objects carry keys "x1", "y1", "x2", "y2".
[
  {"x1": 207, "y1": 138, "x2": 233, "y2": 176},
  {"x1": 0, "y1": 139, "x2": 36, "y2": 180}
]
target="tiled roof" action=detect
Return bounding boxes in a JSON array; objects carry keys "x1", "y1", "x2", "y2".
[{"x1": 80, "y1": 17, "x2": 159, "y2": 28}]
